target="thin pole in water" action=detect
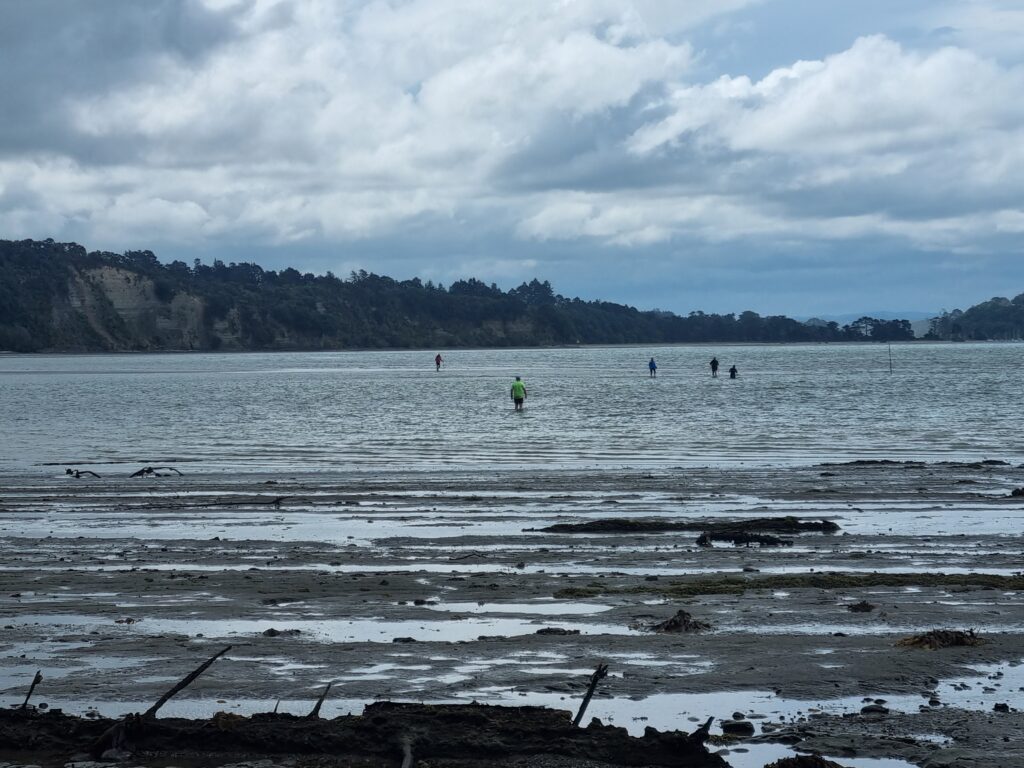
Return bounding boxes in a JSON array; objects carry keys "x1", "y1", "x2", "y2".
[{"x1": 888, "y1": 343, "x2": 893, "y2": 374}]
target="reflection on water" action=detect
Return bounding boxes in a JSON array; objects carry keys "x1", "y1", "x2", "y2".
[{"x1": 1, "y1": 343, "x2": 1022, "y2": 473}]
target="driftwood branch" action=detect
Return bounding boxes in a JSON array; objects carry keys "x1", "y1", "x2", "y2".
[
  {"x1": 572, "y1": 663, "x2": 609, "y2": 727},
  {"x1": 307, "y1": 682, "x2": 333, "y2": 719},
  {"x1": 130, "y1": 466, "x2": 184, "y2": 478},
  {"x1": 20, "y1": 671, "x2": 42, "y2": 710},
  {"x1": 688, "y1": 717, "x2": 714, "y2": 744},
  {"x1": 90, "y1": 646, "x2": 231, "y2": 758},
  {"x1": 66, "y1": 469, "x2": 101, "y2": 478},
  {"x1": 144, "y1": 645, "x2": 231, "y2": 718}
]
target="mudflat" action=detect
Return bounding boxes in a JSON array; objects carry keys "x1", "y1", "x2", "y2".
[{"x1": 2, "y1": 460, "x2": 1024, "y2": 767}]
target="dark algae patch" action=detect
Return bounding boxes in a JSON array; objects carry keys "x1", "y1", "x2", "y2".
[
  {"x1": 764, "y1": 758, "x2": 851, "y2": 768},
  {"x1": 847, "y1": 600, "x2": 876, "y2": 613},
  {"x1": 533, "y1": 517, "x2": 840, "y2": 535},
  {"x1": 896, "y1": 629, "x2": 986, "y2": 650},
  {"x1": 696, "y1": 531, "x2": 793, "y2": 547},
  {"x1": 637, "y1": 609, "x2": 712, "y2": 633}
]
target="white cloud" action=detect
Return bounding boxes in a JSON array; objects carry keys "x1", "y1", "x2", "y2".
[
  {"x1": 1, "y1": 0, "x2": 1023, "y2": 283},
  {"x1": 630, "y1": 35, "x2": 1024, "y2": 156},
  {"x1": 929, "y1": 0, "x2": 1024, "y2": 62},
  {"x1": 57, "y1": 0, "x2": 696, "y2": 244}
]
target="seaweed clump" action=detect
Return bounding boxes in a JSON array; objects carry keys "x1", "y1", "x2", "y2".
[
  {"x1": 765, "y1": 757, "x2": 851, "y2": 768},
  {"x1": 635, "y1": 610, "x2": 711, "y2": 633},
  {"x1": 896, "y1": 629, "x2": 985, "y2": 650}
]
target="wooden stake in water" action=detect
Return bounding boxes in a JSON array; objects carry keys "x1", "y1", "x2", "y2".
[{"x1": 889, "y1": 344, "x2": 894, "y2": 374}]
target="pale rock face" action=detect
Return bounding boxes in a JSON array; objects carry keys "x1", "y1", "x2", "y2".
[
  {"x1": 86, "y1": 266, "x2": 157, "y2": 319},
  {"x1": 62, "y1": 266, "x2": 209, "y2": 350}
]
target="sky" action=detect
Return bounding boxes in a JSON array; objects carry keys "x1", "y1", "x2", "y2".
[{"x1": 1, "y1": 0, "x2": 1023, "y2": 317}]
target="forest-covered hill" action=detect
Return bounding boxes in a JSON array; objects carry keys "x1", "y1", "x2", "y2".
[
  {"x1": 925, "y1": 296, "x2": 1024, "y2": 341},
  {"x1": 0, "y1": 238, "x2": 917, "y2": 352}
]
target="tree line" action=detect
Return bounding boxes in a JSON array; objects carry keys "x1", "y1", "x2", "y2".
[
  {"x1": 1, "y1": 238, "x2": 918, "y2": 352},
  {"x1": 925, "y1": 294, "x2": 1024, "y2": 341}
]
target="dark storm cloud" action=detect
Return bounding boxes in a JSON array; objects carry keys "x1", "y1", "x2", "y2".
[{"x1": 0, "y1": 0, "x2": 245, "y2": 157}]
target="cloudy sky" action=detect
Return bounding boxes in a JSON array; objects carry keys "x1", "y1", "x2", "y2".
[{"x1": 2, "y1": 0, "x2": 1023, "y2": 316}]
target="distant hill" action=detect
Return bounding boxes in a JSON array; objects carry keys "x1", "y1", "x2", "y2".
[
  {"x1": 0, "y1": 239, "x2": 915, "y2": 352},
  {"x1": 925, "y1": 296, "x2": 1024, "y2": 341}
]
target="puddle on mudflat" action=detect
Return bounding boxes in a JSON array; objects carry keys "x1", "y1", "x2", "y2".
[
  {"x1": 1, "y1": 641, "x2": 92, "y2": 659},
  {"x1": 349, "y1": 663, "x2": 431, "y2": 675},
  {"x1": 719, "y1": 622, "x2": 1024, "y2": 635},
  {"x1": 228, "y1": 655, "x2": 325, "y2": 669},
  {"x1": 4, "y1": 614, "x2": 638, "y2": 643},
  {"x1": 451, "y1": 660, "x2": 1024, "y2": 734},
  {"x1": 519, "y1": 667, "x2": 612, "y2": 676},
  {"x1": 0, "y1": 661, "x2": 1012, "y2": 768},
  {"x1": 0, "y1": 656, "x2": 160, "y2": 692},
  {"x1": 600, "y1": 653, "x2": 713, "y2": 674},
  {"x1": 115, "y1": 594, "x2": 233, "y2": 608},
  {"x1": 1, "y1": 592, "x2": 120, "y2": 604},
  {"x1": 3, "y1": 560, "x2": 1023, "y2": 577},
  {"x1": 720, "y1": 743, "x2": 917, "y2": 768},
  {"x1": 424, "y1": 601, "x2": 612, "y2": 615}
]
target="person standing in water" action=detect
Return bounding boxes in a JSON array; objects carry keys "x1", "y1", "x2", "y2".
[
  {"x1": 510, "y1": 376, "x2": 527, "y2": 411},
  {"x1": 435, "y1": 353, "x2": 443, "y2": 371},
  {"x1": 729, "y1": 365, "x2": 738, "y2": 379},
  {"x1": 649, "y1": 357, "x2": 657, "y2": 378},
  {"x1": 710, "y1": 357, "x2": 719, "y2": 378}
]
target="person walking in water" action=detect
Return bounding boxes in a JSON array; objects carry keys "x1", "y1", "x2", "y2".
[
  {"x1": 710, "y1": 357, "x2": 719, "y2": 378},
  {"x1": 729, "y1": 365, "x2": 738, "y2": 379},
  {"x1": 510, "y1": 376, "x2": 527, "y2": 411},
  {"x1": 435, "y1": 353, "x2": 443, "y2": 371},
  {"x1": 648, "y1": 357, "x2": 657, "y2": 378}
]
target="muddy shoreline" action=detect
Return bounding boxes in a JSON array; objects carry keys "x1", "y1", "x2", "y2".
[{"x1": 2, "y1": 461, "x2": 1024, "y2": 766}]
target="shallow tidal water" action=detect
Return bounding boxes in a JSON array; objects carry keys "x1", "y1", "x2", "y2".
[
  {"x1": 2, "y1": 344, "x2": 1024, "y2": 767},
  {"x1": 0, "y1": 342, "x2": 1022, "y2": 474}
]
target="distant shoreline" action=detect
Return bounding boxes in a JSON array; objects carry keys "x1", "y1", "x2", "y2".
[{"x1": 2, "y1": 338, "x2": 1017, "y2": 357}]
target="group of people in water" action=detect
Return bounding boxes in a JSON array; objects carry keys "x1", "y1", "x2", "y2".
[
  {"x1": 649, "y1": 356, "x2": 737, "y2": 379},
  {"x1": 435, "y1": 353, "x2": 738, "y2": 410}
]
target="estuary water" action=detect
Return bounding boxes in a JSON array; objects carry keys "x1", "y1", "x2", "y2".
[{"x1": 0, "y1": 343, "x2": 1020, "y2": 474}]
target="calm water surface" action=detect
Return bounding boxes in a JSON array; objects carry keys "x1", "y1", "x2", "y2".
[{"x1": 0, "y1": 343, "x2": 1020, "y2": 474}]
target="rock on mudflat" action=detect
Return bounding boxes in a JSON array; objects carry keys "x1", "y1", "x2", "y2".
[
  {"x1": 847, "y1": 600, "x2": 876, "y2": 613},
  {"x1": 764, "y1": 756, "x2": 851, "y2": 768},
  {"x1": 261, "y1": 628, "x2": 301, "y2": 637},
  {"x1": 721, "y1": 719, "x2": 756, "y2": 737},
  {"x1": 535, "y1": 627, "x2": 580, "y2": 636},
  {"x1": 860, "y1": 703, "x2": 890, "y2": 715},
  {"x1": 640, "y1": 610, "x2": 711, "y2": 633}
]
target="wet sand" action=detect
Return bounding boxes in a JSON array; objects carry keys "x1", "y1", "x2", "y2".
[{"x1": 2, "y1": 460, "x2": 1024, "y2": 767}]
